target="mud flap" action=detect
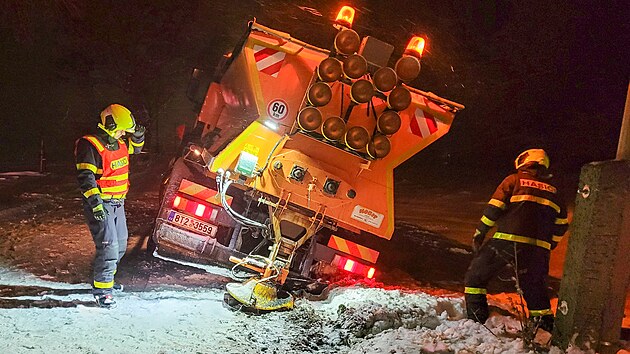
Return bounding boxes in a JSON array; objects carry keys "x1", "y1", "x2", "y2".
[{"x1": 225, "y1": 278, "x2": 294, "y2": 312}]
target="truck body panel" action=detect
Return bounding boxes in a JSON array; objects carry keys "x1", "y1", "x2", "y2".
[{"x1": 152, "y1": 13, "x2": 463, "y2": 284}]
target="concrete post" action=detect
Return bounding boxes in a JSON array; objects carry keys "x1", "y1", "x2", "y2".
[
  {"x1": 553, "y1": 160, "x2": 630, "y2": 352},
  {"x1": 616, "y1": 82, "x2": 630, "y2": 160}
]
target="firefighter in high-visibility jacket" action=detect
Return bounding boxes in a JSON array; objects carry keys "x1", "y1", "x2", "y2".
[
  {"x1": 464, "y1": 149, "x2": 569, "y2": 332},
  {"x1": 75, "y1": 104, "x2": 145, "y2": 308}
]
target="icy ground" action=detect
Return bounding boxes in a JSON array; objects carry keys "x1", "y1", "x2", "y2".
[
  {"x1": 0, "y1": 170, "x2": 627, "y2": 353},
  {"x1": 0, "y1": 265, "x2": 576, "y2": 354}
]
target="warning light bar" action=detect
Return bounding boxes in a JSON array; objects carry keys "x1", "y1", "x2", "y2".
[
  {"x1": 335, "y1": 6, "x2": 355, "y2": 28},
  {"x1": 334, "y1": 255, "x2": 376, "y2": 279},
  {"x1": 172, "y1": 195, "x2": 217, "y2": 221},
  {"x1": 404, "y1": 36, "x2": 426, "y2": 58}
]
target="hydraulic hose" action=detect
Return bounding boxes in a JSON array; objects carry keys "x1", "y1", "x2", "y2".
[
  {"x1": 216, "y1": 169, "x2": 283, "y2": 281},
  {"x1": 216, "y1": 169, "x2": 268, "y2": 230}
]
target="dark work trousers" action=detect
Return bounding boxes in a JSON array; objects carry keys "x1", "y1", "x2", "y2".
[
  {"x1": 464, "y1": 238, "x2": 551, "y2": 323},
  {"x1": 83, "y1": 199, "x2": 128, "y2": 295}
]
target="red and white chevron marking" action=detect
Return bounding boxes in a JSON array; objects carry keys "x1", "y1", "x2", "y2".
[
  {"x1": 253, "y1": 45, "x2": 286, "y2": 78},
  {"x1": 410, "y1": 107, "x2": 438, "y2": 138}
]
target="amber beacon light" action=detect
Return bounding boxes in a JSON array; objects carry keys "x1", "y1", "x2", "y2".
[
  {"x1": 335, "y1": 6, "x2": 355, "y2": 28},
  {"x1": 395, "y1": 36, "x2": 427, "y2": 82},
  {"x1": 405, "y1": 36, "x2": 426, "y2": 58}
]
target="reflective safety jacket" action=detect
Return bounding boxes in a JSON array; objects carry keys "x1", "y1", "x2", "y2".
[
  {"x1": 475, "y1": 168, "x2": 569, "y2": 250},
  {"x1": 75, "y1": 131, "x2": 144, "y2": 208}
]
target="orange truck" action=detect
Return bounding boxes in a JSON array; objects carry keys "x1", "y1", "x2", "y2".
[{"x1": 151, "y1": 6, "x2": 464, "y2": 310}]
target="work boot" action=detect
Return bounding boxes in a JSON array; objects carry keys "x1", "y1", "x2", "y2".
[
  {"x1": 465, "y1": 293, "x2": 489, "y2": 324},
  {"x1": 538, "y1": 315, "x2": 554, "y2": 333},
  {"x1": 113, "y1": 282, "x2": 124, "y2": 293},
  {"x1": 94, "y1": 294, "x2": 116, "y2": 308}
]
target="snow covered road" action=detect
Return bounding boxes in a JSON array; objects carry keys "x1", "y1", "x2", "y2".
[{"x1": 0, "y1": 266, "x2": 568, "y2": 354}]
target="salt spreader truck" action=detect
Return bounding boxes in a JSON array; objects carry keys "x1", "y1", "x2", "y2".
[{"x1": 151, "y1": 5, "x2": 464, "y2": 311}]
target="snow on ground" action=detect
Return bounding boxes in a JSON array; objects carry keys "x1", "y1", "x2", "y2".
[
  {"x1": 0, "y1": 266, "x2": 588, "y2": 354},
  {"x1": 0, "y1": 171, "x2": 622, "y2": 353}
]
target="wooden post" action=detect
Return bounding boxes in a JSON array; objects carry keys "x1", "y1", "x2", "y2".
[{"x1": 39, "y1": 138, "x2": 46, "y2": 173}]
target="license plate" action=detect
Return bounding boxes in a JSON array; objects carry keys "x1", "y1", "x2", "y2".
[{"x1": 167, "y1": 210, "x2": 217, "y2": 237}]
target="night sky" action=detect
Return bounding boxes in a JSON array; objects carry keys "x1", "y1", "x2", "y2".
[{"x1": 1, "y1": 1, "x2": 628, "y2": 181}]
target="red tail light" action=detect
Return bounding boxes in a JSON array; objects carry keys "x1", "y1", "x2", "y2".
[
  {"x1": 171, "y1": 195, "x2": 217, "y2": 221},
  {"x1": 367, "y1": 267, "x2": 375, "y2": 279},
  {"x1": 343, "y1": 259, "x2": 355, "y2": 272},
  {"x1": 335, "y1": 255, "x2": 376, "y2": 279}
]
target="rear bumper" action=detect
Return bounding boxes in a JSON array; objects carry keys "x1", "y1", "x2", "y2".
[{"x1": 155, "y1": 220, "x2": 244, "y2": 266}]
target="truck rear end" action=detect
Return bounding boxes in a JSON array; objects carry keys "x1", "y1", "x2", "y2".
[{"x1": 152, "y1": 5, "x2": 463, "y2": 310}]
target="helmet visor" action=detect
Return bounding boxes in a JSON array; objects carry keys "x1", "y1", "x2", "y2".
[{"x1": 124, "y1": 118, "x2": 137, "y2": 133}]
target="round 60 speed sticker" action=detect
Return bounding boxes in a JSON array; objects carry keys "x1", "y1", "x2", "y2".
[{"x1": 267, "y1": 99, "x2": 288, "y2": 120}]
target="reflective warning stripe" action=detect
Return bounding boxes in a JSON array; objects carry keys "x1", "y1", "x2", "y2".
[
  {"x1": 480, "y1": 216, "x2": 495, "y2": 227},
  {"x1": 493, "y1": 232, "x2": 551, "y2": 250},
  {"x1": 488, "y1": 198, "x2": 506, "y2": 210},
  {"x1": 464, "y1": 287, "x2": 487, "y2": 295},
  {"x1": 253, "y1": 45, "x2": 286, "y2": 78},
  {"x1": 76, "y1": 163, "x2": 101, "y2": 174},
  {"x1": 101, "y1": 193, "x2": 127, "y2": 200},
  {"x1": 85, "y1": 136, "x2": 105, "y2": 152},
  {"x1": 552, "y1": 235, "x2": 563, "y2": 243},
  {"x1": 529, "y1": 308, "x2": 553, "y2": 317},
  {"x1": 83, "y1": 187, "x2": 101, "y2": 198},
  {"x1": 410, "y1": 107, "x2": 438, "y2": 138},
  {"x1": 128, "y1": 139, "x2": 144, "y2": 154},
  {"x1": 129, "y1": 139, "x2": 144, "y2": 147},
  {"x1": 100, "y1": 183, "x2": 129, "y2": 193},
  {"x1": 179, "y1": 179, "x2": 232, "y2": 206},
  {"x1": 100, "y1": 173, "x2": 129, "y2": 181},
  {"x1": 555, "y1": 217, "x2": 568, "y2": 225},
  {"x1": 327, "y1": 235, "x2": 379, "y2": 264},
  {"x1": 510, "y1": 195, "x2": 560, "y2": 213},
  {"x1": 93, "y1": 279, "x2": 114, "y2": 289}
]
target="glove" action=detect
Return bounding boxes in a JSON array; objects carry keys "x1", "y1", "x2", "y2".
[
  {"x1": 92, "y1": 204, "x2": 107, "y2": 222},
  {"x1": 472, "y1": 230, "x2": 485, "y2": 255},
  {"x1": 132, "y1": 124, "x2": 146, "y2": 138}
]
